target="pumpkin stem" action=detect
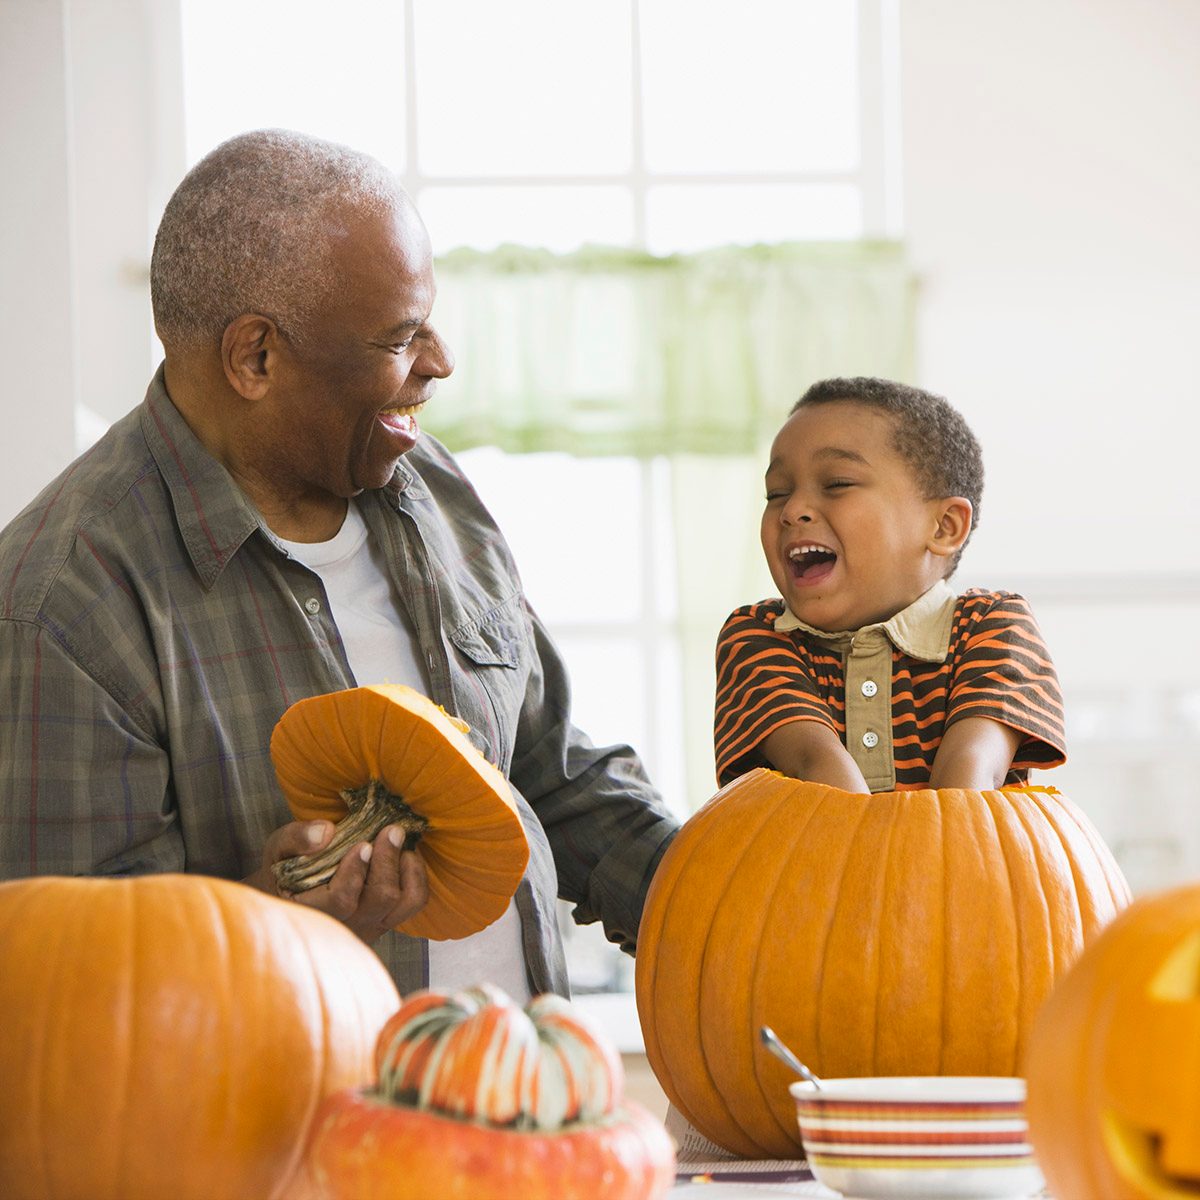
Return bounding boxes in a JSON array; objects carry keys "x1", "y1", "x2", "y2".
[{"x1": 272, "y1": 779, "x2": 430, "y2": 895}]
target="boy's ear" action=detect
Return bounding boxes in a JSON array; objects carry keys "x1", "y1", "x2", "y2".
[{"x1": 927, "y1": 497, "x2": 973, "y2": 559}]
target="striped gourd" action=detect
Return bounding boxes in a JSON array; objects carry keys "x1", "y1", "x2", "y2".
[
  {"x1": 374, "y1": 984, "x2": 621, "y2": 1129},
  {"x1": 306, "y1": 985, "x2": 676, "y2": 1200}
]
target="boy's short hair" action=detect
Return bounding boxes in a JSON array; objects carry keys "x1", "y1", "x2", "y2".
[{"x1": 791, "y1": 377, "x2": 984, "y2": 573}]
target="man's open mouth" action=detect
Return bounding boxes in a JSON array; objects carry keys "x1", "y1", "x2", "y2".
[{"x1": 787, "y1": 543, "x2": 837, "y2": 581}]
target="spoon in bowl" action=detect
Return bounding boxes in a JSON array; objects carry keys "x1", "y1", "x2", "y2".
[{"x1": 759, "y1": 1026, "x2": 822, "y2": 1090}]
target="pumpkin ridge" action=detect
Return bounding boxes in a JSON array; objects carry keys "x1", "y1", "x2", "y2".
[
  {"x1": 643, "y1": 782, "x2": 758, "y2": 1145},
  {"x1": 979, "y1": 790, "x2": 1026, "y2": 1073},
  {"x1": 742, "y1": 779, "x2": 832, "y2": 1152},
  {"x1": 418, "y1": 846, "x2": 525, "y2": 898},
  {"x1": 1030, "y1": 786, "x2": 1131, "y2": 917},
  {"x1": 937, "y1": 791, "x2": 948, "y2": 1076},
  {"x1": 697, "y1": 775, "x2": 797, "y2": 1153},
  {"x1": 812, "y1": 788, "x2": 875, "y2": 1076},
  {"x1": 107, "y1": 880, "x2": 144, "y2": 1197},
  {"x1": 1027, "y1": 790, "x2": 1096, "y2": 944},
  {"x1": 869, "y1": 789, "x2": 903, "y2": 1079},
  {"x1": 1007, "y1": 789, "x2": 1076, "y2": 1049}
]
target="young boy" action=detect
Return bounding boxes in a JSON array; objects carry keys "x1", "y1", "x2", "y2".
[{"x1": 714, "y1": 376, "x2": 1066, "y2": 794}]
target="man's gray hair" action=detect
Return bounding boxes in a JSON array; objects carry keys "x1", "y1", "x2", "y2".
[{"x1": 150, "y1": 129, "x2": 407, "y2": 347}]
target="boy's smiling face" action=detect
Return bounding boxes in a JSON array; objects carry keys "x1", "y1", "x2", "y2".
[{"x1": 761, "y1": 400, "x2": 971, "y2": 632}]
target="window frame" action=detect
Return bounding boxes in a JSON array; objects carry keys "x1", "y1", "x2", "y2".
[{"x1": 398, "y1": 0, "x2": 902, "y2": 246}]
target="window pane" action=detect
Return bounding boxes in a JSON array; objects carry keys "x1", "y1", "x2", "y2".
[
  {"x1": 645, "y1": 183, "x2": 861, "y2": 253},
  {"x1": 455, "y1": 450, "x2": 644, "y2": 624},
  {"x1": 555, "y1": 635, "x2": 647, "y2": 755},
  {"x1": 414, "y1": 0, "x2": 633, "y2": 175},
  {"x1": 420, "y1": 186, "x2": 634, "y2": 253},
  {"x1": 180, "y1": 0, "x2": 406, "y2": 169},
  {"x1": 640, "y1": 0, "x2": 859, "y2": 173}
]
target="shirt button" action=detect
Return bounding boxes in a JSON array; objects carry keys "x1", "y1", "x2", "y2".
[
  {"x1": 862, "y1": 730, "x2": 880, "y2": 749},
  {"x1": 304, "y1": 598, "x2": 321, "y2": 615},
  {"x1": 861, "y1": 679, "x2": 878, "y2": 697}
]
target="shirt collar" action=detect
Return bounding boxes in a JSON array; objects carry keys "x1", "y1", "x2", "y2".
[
  {"x1": 773, "y1": 578, "x2": 957, "y2": 662},
  {"x1": 140, "y1": 365, "x2": 264, "y2": 589}
]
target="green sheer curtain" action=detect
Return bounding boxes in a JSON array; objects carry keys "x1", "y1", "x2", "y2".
[{"x1": 426, "y1": 241, "x2": 917, "y2": 809}]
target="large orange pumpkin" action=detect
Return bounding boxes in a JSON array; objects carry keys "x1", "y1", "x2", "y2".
[
  {"x1": 1026, "y1": 883, "x2": 1200, "y2": 1199},
  {"x1": 635, "y1": 770, "x2": 1130, "y2": 1157},
  {"x1": 306, "y1": 984, "x2": 676, "y2": 1200},
  {"x1": 0, "y1": 874, "x2": 400, "y2": 1200},
  {"x1": 270, "y1": 683, "x2": 529, "y2": 940}
]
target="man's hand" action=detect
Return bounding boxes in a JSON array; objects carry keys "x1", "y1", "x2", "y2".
[{"x1": 245, "y1": 819, "x2": 429, "y2": 944}]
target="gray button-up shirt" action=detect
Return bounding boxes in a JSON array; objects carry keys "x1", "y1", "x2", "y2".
[{"x1": 0, "y1": 367, "x2": 678, "y2": 996}]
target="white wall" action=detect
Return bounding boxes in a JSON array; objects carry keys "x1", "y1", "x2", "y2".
[
  {"x1": 0, "y1": 0, "x2": 183, "y2": 526},
  {"x1": 900, "y1": 0, "x2": 1200, "y2": 890},
  {"x1": 901, "y1": 0, "x2": 1200, "y2": 575}
]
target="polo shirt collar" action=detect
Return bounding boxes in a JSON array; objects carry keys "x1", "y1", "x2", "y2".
[{"x1": 773, "y1": 578, "x2": 956, "y2": 662}]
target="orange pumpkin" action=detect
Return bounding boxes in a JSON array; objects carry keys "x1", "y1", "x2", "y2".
[
  {"x1": 1026, "y1": 883, "x2": 1200, "y2": 1199},
  {"x1": 270, "y1": 684, "x2": 529, "y2": 940},
  {"x1": 306, "y1": 984, "x2": 676, "y2": 1200},
  {"x1": 0, "y1": 873, "x2": 400, "y2": 1200},
  {"x1": 635, "y1": 769, "x2": 1130, "y2": 1157}
]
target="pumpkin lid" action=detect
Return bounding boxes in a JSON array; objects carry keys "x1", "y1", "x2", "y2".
[{"x1": 271, "y1": 684, "x2": 530, "y2": 940}]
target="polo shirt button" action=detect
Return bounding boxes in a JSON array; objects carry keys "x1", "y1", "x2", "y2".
[
  {"x1": 861, "y1": 679, "x2": 878, "y2": 697},
  {"x1": 305, "y1": 598, "x2": 321, "y2": 615},
  {"x1": 862, "y1": 730, "x2": 880, "y2": 749}
]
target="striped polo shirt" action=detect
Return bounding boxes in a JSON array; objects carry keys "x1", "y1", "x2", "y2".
[{"x1": 714, "y1": 581, "x2": 1066, "y2": 791}]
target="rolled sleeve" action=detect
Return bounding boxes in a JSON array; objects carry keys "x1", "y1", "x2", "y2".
[{"x1": 510, "y1": 602, "x2": 678, "y2": 955}]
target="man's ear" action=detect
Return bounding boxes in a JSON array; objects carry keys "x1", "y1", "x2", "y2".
[
  {"x1": 928, "y1": 497, "x2": 973, "y2": 559},
  {"x1": 221, "y1": 314, "x2": 282, "y2": 400}
]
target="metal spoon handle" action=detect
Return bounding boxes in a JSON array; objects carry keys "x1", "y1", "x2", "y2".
[{"x1": 760, "y1": 1025, "x2": 822, "y2": 1089}]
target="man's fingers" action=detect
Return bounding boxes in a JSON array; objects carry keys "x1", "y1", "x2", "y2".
[
  {"x1": 389, "y1": 850, "x2": 430, "y2": 926},
  {"x1": 263, "y1": 819, "x2": 334, "y2": 867},
  {"x1": 298, "y1": 839, "x2": 371, "y2": 920},
  {"x1": 285, "y1": 824, "x2": 430, "y2": 944}
]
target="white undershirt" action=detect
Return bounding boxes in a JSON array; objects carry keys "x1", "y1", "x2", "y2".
[{"x1": 279, "y1": 503, "x2": 531, "y2": 1004}]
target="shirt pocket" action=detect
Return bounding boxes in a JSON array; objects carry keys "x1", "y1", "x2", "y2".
[{"x1": 447, "y1": 597, "x2": 528, "y2": 771}]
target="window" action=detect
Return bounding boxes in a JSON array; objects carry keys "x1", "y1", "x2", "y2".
[{"x1": 182, "y1": 0, "x2": 900, "y2": 991}]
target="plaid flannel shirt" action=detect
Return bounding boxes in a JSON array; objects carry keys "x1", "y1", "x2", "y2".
[{"x1": 0, "y1": 366, "x2": 678, "y2": 996}]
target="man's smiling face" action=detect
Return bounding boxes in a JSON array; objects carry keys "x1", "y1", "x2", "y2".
[
  {"x1": 257, "y1": 200, "x2": 454, "y2": 507},
  {"x1": 760, "y1": 400, "x2": 956, "y2": 632}
]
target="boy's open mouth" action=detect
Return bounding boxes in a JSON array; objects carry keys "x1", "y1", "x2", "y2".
[{"x1": 787, "y1": 543, "x2": 837, "y2": 583}]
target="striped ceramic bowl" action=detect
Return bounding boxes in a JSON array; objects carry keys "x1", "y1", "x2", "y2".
[{"x1": 790, "y1": 1076, "x2": 1044, "y2": 1199}]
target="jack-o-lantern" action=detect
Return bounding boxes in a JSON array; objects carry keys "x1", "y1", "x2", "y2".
[{"x1": 1026, "y1": 883, "x2": 1200, "y2": 1199}]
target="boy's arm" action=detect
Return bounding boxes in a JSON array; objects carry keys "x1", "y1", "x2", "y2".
[
  {"x1": 762, "y1": 720, "x2": 871, "y2": 792},
  {"x1": 928, "y1": 716, "x2": 1023, "y2": 790}
]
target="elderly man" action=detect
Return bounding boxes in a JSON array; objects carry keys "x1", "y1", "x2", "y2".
[{"x1": 0, "y1": 129, "x2": 678, "y2": 999}]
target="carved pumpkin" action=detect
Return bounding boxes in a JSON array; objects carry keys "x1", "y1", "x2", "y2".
[
  {"x1": 0, "y1": 874, "x2": 400, "y2": 1200},
  {"x1": 270, "y1": 683, "x2": 529, "y2": 940},
  {"x1": 635, "y1": 769, "x2": 1130, "y2": 1157},
  {"x1": 1026, "y1": 883, "x2": 1200, "y2": 1199},
  {"x1": 306, "y1": 984, "x2": 676, "y2": 1200}
]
